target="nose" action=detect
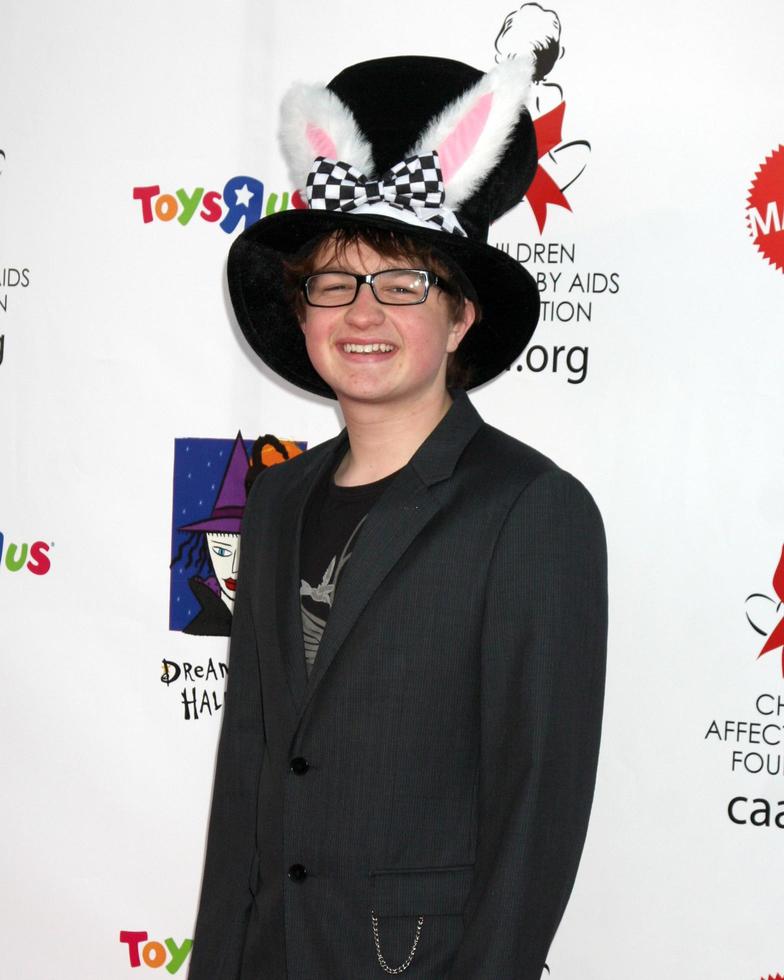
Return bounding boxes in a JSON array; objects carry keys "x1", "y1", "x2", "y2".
[
  {"x1": 232, "y1": 546, "x2": 240, "y2": 575},
  {"x1": 344, "y1": 280, "x2": 385, "y2": 326}
]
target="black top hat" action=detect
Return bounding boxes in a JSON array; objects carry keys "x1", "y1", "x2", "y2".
[{"x1": 228, "y1": 55, "x2": 541, "y2": 398}]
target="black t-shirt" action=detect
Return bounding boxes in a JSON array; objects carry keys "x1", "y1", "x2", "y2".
[{"x1": 299, "y1": 463, "x2": 398, "y2": 676}]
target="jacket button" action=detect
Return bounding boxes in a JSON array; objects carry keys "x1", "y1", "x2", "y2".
[
  {"x1": 290, "y1": 757, "x2": 309, "y2": 775},
  {"x1": 288, "y1": 864, "x2": 307, "y2": 882}
]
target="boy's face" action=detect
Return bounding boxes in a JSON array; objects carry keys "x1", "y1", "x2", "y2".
[{"x1": 299, "y1": 238, "x2": 474, "y2": 411}]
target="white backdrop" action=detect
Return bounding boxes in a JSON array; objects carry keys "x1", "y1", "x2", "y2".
[{"x1": 2, "y1": 1, "x2": 784, "y2": 977}]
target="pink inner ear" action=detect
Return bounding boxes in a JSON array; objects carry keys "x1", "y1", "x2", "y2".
[
  {"x1": 306, "y1": 123, "x2": 337, "y2": 161},
  {"x1": 438, "y1": 92, "x2": 493, "y2": 184}
]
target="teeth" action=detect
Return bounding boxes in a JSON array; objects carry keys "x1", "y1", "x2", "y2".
[{"x1": 342, "y1": 343, "x2": 395, "y2": 353}]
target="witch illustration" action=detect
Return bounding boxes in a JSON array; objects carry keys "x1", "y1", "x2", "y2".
[
  {"x1": 173, "y1": 432, "x2": 249, "y2": 636},
  {"x1": 494, "y1": 2, "x2": 590, "y2": 230},
  {"x1": 170, "y1": 432, "x2": 305, "y2": 636}
]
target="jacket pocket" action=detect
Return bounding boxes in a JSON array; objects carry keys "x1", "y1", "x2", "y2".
[{"x1": 370, "y1": 864, "x2": 474, "y2": 917}]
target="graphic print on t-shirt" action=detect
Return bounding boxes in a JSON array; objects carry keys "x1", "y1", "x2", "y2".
[{"x1": 300, "y1": 515, "x2": 367, "y2": 673}]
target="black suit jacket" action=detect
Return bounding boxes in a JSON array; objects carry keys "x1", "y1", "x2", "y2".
[{"x1": 189, "y1": 390, "x2": 607, "y2": 980}]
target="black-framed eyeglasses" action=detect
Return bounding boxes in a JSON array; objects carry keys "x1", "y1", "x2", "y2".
[{"x1": 301, "y1": 269, "x2": 448, "y2": 308}]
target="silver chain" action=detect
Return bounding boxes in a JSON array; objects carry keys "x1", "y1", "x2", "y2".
[{"x1": 370, "y1": 911, "x2": 425, "y2": 974}]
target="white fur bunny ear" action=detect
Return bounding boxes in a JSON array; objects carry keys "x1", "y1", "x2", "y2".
[
  {"x1": 279, "y1": 83, "x2": 374, "y2": 194},
  {"x1": 409, "y1": 58, "x2": 534, "y2": 210}
]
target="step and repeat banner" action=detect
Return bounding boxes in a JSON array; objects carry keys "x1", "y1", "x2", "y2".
[{"x1": 2, "y1": 1, "x2": 784, "y2": 977}]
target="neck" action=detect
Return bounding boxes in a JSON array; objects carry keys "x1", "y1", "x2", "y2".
[{"x1": 334, "y1": 388, "x2": 454, "y2": 487}]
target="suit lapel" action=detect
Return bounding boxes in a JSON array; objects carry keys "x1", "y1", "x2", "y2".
[
  {"x1": 273, "y1": 433, "x2": 347, "y2": 714},
  {"x1": 297, "y1": 390, "x2": 484, "y2": 720}
]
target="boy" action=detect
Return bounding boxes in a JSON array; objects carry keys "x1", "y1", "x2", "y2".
[{"x1": 189, "y1": 54, "x2": 607, "y2": 980}]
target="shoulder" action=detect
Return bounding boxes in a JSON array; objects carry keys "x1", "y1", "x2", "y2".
[
  {"x1": 465, "y1": 420, "x2": 597, "y2": 499},
  {"x1": 458, "y1": 420, "x2": 604, "y2": 541},
  {"x1": 468, "y1": 421, "x2": 557, "y2": 482},
  {"x1": 239, "y1": 432, "x2": 343, "y2": 536},
  {"x1": 247, "y1": 432, "x2": 341, "y2": 498}
]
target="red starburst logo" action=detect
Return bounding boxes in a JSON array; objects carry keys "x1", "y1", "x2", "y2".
[
  {"x1": 761, "y1": 974, "x2": 784, "y2": 980},
  {"x1": 746, "y1": 145, "x2": 784, "y2": 273},
  {"x1": 748, "y1": 545, "x2": 784, "y2": 675}
]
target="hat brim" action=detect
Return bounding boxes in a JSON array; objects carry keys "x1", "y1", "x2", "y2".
[
  {"x1": 178, "y1": 517, "x2": 243, "y2": 534},
  {"x1": 227, "y1": 208, "x2": 540, "y2": 399}
]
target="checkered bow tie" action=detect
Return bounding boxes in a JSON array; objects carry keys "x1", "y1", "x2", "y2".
[{"x1": 305, "y1": 152, "x2": 466, "y2": 236}]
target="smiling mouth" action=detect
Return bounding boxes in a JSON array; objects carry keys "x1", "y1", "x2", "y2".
[{"x1": 342, "y1": 343, "x2": 395, "y2": 353}]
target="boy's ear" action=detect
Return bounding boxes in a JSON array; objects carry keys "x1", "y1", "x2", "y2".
[{"x1": 447, "y1": 299, "x2": 476, "y2": 352}]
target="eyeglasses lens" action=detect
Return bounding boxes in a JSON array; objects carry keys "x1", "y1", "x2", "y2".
[
  {"x1": 306, "y1": 273, "x2": 357, "y2": 306},
  {"x1": 305, "y1": 271, "x2": 429, "y2": 307},
  {"x1": 372, "y1": 270, "x2": 428, "y2": 304}
]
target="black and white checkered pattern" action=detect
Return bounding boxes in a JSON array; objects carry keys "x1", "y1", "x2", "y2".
[{"x1": 305, "y1": 152, "x2": 466, "y2": 236}]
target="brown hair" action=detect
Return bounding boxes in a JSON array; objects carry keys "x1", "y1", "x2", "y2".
[{"x1": 282, "y1": 225, "x2": 481, "y2": 388}]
